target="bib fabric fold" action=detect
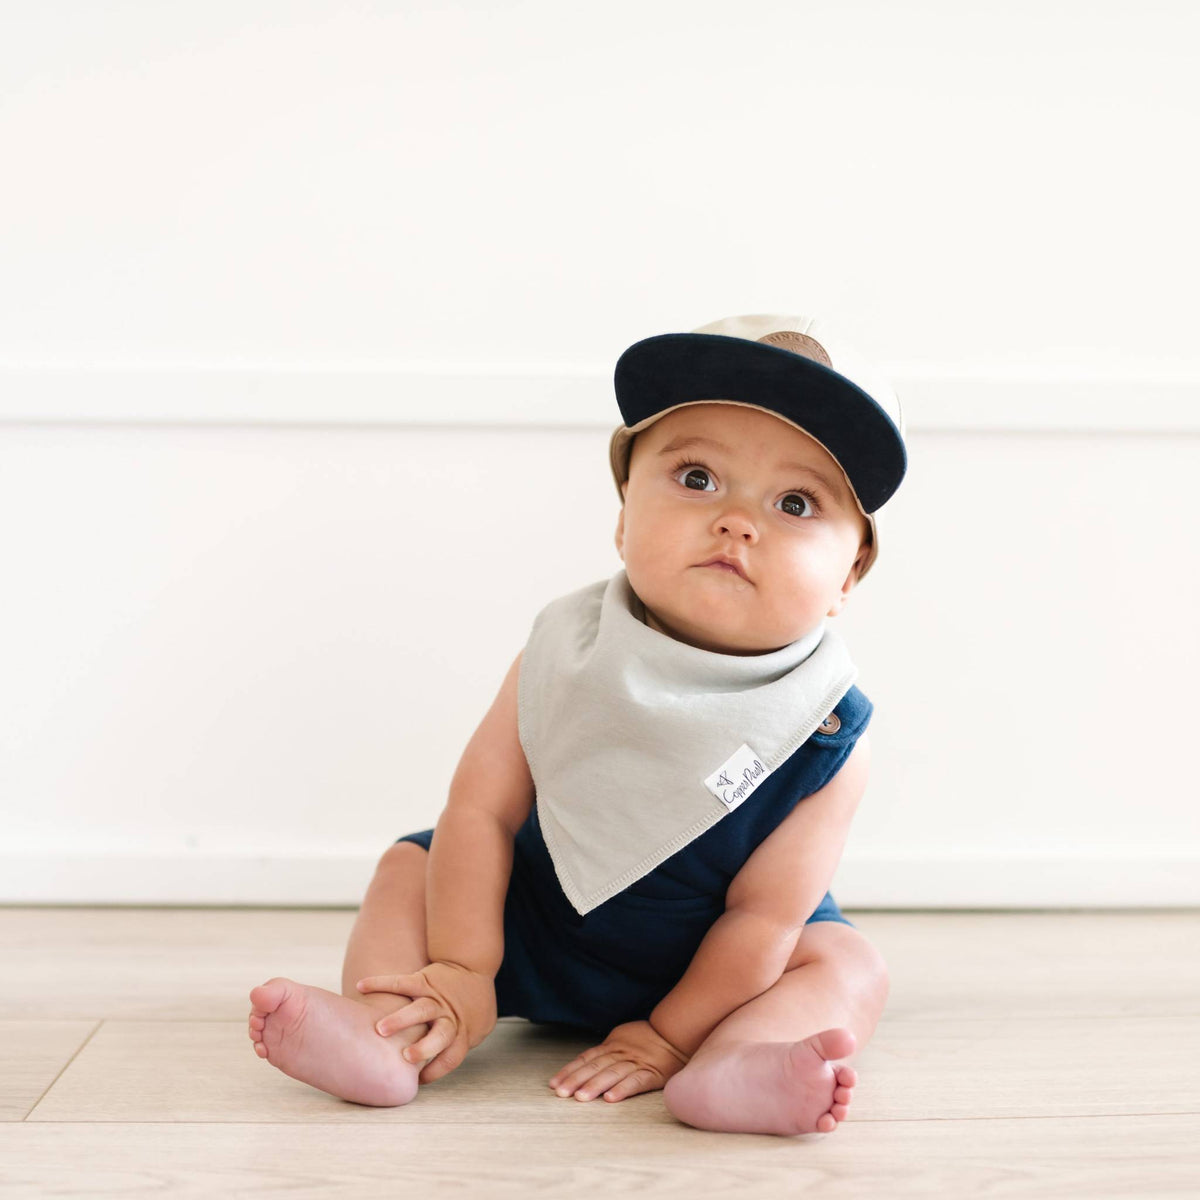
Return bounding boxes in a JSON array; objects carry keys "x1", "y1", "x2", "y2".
[{"x1": 516, "y1": 569, "x2": 858, "y2": 915}]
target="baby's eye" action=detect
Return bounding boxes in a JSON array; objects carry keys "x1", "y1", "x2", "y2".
[
  {"x1": 674, "y1": 464, "x2": 716, "y2": 492},
  {"x1": 777, "y1": 492, "x2": 816, "y2": 519}
]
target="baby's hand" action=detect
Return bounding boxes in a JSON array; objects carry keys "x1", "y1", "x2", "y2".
[
  {"x1": 356, "y1": 959, "x2": 497, "y2": 1084},
  {"x1": 548, "y1": 1019, "x2": 691, "y2": 1103}
]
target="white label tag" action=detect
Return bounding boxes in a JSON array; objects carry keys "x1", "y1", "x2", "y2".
[{"x1": 704, "y1": 742, "x2": 772, "y2": 812}]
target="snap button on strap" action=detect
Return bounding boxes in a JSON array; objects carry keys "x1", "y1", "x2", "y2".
[{"x1": 817, "y1": 713, "x2": 841, "y2": 735}]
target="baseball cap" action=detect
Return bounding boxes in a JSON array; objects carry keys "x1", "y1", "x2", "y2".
[{"x1": 608, "y1": 313, "x2": 907, "y2": 580}]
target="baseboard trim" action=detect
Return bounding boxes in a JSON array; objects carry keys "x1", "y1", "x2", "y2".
[
  {"x1": 1, "y1": 850, "x2": 1196, "y2": 907},
  {"x1": 1, "y1": 366, "x2": 1198, "y2": 432}
]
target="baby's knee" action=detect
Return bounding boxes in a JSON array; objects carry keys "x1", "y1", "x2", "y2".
[
  {"x1": 376, "y1": 840, "x2": 429, "y2": 879},
  {"x1": 859, "y1": 939, "x2": 890, "y2": 1000}
]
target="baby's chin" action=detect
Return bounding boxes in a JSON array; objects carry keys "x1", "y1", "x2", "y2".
[{"x1": 644, "y1": 604, "x2": 798, "y2": 657}]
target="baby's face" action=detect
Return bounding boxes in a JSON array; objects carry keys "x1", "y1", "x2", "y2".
[{"x1": 615, "y1": 402, "x2": 870, "y2": 655}]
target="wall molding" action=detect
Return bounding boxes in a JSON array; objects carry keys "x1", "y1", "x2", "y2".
[
  {"x1": 2, "y1": 850, "x2": 1196, "y2": 907},
  {"x1": 1, "y1": 367, "x2": 1198, "y2": 433}
]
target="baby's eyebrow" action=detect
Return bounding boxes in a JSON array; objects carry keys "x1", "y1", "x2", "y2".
[{"x1": 657, "y1": 434, "x2": 849, "y2": 502}]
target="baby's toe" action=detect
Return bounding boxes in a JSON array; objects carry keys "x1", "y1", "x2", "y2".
[
  {"x1": 248, "y1": 978, "x2": 289, "y2": 1017},
  {"x1": 830, "y1": 1103, "x2": 848, "y2": 1121},
  {"x1": 833, "y1": 1084, "x2": 852, "y2": 1104},
  {"x1": 835, "y1": 1064, "x2": 857, "y2": 1088},
  {"x1": 816, "y1": 1113, "x2": 838, "y2": 1133}
]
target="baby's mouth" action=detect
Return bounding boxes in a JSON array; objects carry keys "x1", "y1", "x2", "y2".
[{"x1": 696, "y1": 557, "x2": 751, "y2": 582}]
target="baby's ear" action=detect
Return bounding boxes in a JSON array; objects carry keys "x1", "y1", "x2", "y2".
[
  {"x1": 827, "y1": 544, "x2": 868, "y2": 617},
  {"x1": 849, "y1": 526, "x2": 874, "y2": 584},
  {"x1": 614, "y1": 502, "x2": 625, "y2": 558},
  {"x1": 826, "y1": 589, "x2": 850, "y2": 618},
  {"x1": 849, "y1": 543, "x2": 870, "y2": 588}
]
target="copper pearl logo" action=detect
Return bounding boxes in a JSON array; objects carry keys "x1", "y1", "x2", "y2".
[{"x1": 756, "y1": 330, "x2": 832, "y2": 368}]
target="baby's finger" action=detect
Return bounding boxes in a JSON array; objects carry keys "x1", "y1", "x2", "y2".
[
  {"x1": 548, "y1": 1061, "x2": 580, "y2": 1088},
  {"x1": 403, "y1": 1015, "x2": 457, "y2": 1067},
  {"x1": 574, "y1": 1061, "x2": 633, "y2": 1102},
  {"x1": 374, "y1": 998, "x2": 439, "y2": 1038},
  {"x1": 356, "y1": 973, "x2": 424, "y2": 996},
  {"x1": 548, "y1": 1047, "x2": 605, "y2": 1089},
  {"x1": 599, "y1": 1066, "x2": 657, "y2": 1102},
  {"x1": 413, "y1": 1024, "x2": 469, "y2": 1084},
  {"x1": 418, "y1": 1055, "x2": 457, "y2": 1085},
  {"x1": 553, "y1": 1052, "x2": 620, "y2": 1097},
  {"x1": 417, "y1": 1042, "x2": 465, "y2": 1085}
]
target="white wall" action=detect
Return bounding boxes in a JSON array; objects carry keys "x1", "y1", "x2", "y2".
[{"x1": 1, "y1": 2, "x2": 1197, "y2": 905}]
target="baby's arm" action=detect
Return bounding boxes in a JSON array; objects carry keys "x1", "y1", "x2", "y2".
[
  {"x1": 425, "y1": 650, "x2": 536, "y2": 976},
  {"x1": 648, "y1": 735, "x2": 870, "y2": 1059},
  {"x1": 361, "y1": 650, "x2": 535, "y2": 1073}
]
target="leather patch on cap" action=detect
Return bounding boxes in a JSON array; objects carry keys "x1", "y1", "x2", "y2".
[{"x1": 756, "y1": 330, "x2": 832, "y2": 368}]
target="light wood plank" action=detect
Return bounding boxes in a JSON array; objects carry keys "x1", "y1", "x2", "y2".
[
  {"x1": 863, "y1": 910, "x2": 1200, "y2": 1021},
  {"x1": 2, "y1": 908, "x2": 1198, "y2": 1195},
  {"x1": 26, "y1": 1012, "x2": 1200, "y2": 1125},
  {"x1": 26, "y1": 1019, "x2": 678, "y2": 1125},
  {"x1": 3, "y1": 1116, "x2": 1198, "y2": 1199},
  {"x1": 0, "y1": 907, "x2": 353, "y2": 1019},
  {"x1": 865, "y1": 1013, "x2": 1200, "y2": 1120},
  {"x1": 4, "y1": 908, "x2": 1198, "y2": 1021},
  {"x1": 0, "y1": 1021, "x2": 98, "y2": 1121}
]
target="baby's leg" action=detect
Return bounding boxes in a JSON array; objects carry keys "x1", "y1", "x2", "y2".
[
  {"x1": 248, "y1": 840, "x2": 434, "y2": 1106},
  {"x1": 340, "y1": 840, "x2": 432, "y2": 1000},
  {"x1": 662, "y1": 921, "x2": 889, "y2": 1135}
]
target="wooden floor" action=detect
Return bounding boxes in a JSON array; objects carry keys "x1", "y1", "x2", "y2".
[{"x1": 2, "y1": 907, "x2": 1197, "y2": 1198}]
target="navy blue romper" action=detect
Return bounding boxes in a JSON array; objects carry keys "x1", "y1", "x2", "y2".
[{"x1": 396, "y1": 684, "x2": 872, "y2": 1037}]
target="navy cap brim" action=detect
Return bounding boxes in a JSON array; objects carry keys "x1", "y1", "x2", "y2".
[{"x1": 613, "y1": 332, "x2": 906, "y2": 513}]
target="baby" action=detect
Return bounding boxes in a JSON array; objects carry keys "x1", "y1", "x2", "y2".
[{"x1": 248, "y1": 313, "x2": 907, "y2": 1136}]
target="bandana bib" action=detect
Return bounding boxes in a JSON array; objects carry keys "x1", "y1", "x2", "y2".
[{"x1": 516, "y1": 570, "x2": 857, "y2": 915}]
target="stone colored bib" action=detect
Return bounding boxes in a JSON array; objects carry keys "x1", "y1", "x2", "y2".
[{"x1": 516, "y1": 570, "x2": 857, "y2": 915}]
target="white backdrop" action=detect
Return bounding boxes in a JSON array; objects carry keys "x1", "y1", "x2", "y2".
[{"x1": 1, "y1": 1, "x2": 1197, "y2": 905}]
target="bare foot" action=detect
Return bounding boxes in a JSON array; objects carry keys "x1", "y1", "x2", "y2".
[
  {"x1": 247, "y1": 976, "x2": 427, "y2": 1107},
  {"x1": 662, "y1": 1027, "x2": 858, "y2": 1135}
]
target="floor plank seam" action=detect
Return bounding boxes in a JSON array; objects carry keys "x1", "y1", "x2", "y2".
[
  {"x1": 21, "y1": 1019, "x2": 104, "y2": 1122},
  {"x1": 16, "y1": 1112, "x2": 1199, "y2": 1127}
]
